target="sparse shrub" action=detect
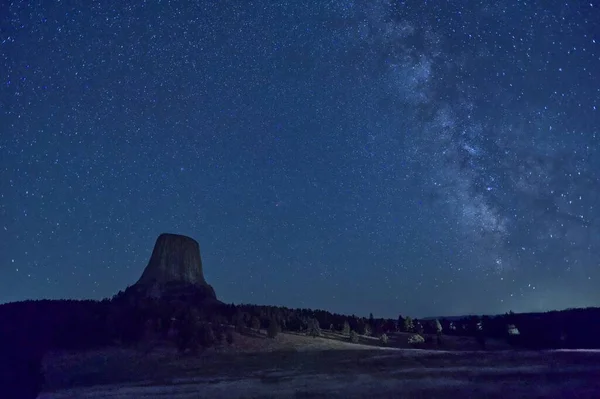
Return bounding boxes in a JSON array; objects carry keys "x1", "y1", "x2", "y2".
[
  {"x1": 307, "y1": 318, "x2": 321, "y2": 338},
  {"x1": 342, "y1": 321, "x2": 351, "y2": 336},
  {"x1": 226, "y1": 330, "x2": 234, "y2": 345},
  {"x1": 403, "y1": 317, "x2": 414, "y2": 333},
  {"x1": 408, "y1": 334, "x2": 425, "y2": 345},
  {"x1": 267, "y1": 319, "x2": 280, "y2": 339},
  {"x1": 197, "y1": 323, "x2": 215, "y2": 348},
  {"x1": 476, "y1": 319, "x2": 486, "y2": 349},
  {"x1": 235, "y1": 317, "x2": 245, "y2": 333},
  {"x1": 232, "y1": 311, "x2": 246, "y2": 333},
  {"x1": 350, "y1": 330, "x2": 359, "y2": 343},
  {"x1": 559, "y1": 331, "x2": 567, "y2": 346},
  {"x1": 363, "y1": 324, "x2": 372, "y2": 336},
  {"x1": 251, "y1": 316, "x2": 261, "y2": 332},
  {"x1": 476, "y1": 333, "x2": 486, "y2": 349},
  {"x1": 380, "y1": 333, "x2": 388, "y2": 345},
  {"x1": 176, "y1": 312, "x2": 198, "y2": 353},
  {"x1": 214, "y1": 325, "x2": 225, "y2": 344}
]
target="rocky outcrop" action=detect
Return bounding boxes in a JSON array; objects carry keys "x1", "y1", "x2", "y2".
[{"x1": 134, "y1": 233, "x2": 217, "y2": 302}]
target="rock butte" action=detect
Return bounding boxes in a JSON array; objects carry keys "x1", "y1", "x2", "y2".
[{"x1": 134, "y1": 233, "x2": 217, "y2": 302}]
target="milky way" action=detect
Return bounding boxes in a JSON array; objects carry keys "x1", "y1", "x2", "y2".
[{"x1": 1, "y1": 1, "x2": 599, "y2": 317}]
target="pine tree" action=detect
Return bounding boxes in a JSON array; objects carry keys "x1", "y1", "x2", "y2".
[
  {"x1": 397, "y1": 314, "x2": 404, "y2": 332},
  {"x1": 307, "y1": 318, "x2": 321, "y2": 338},
  {"x1": 267, "y1": 319, "x2": 280, "y2": 338},
  {"x1": 251, "y1": 316, "x2": 261, "y2": 331},
  {"x1": 234, "y1": 312, "x2": 246, "y2": 333},
  {"x1": 342, "y1": 320, "x2": 351, "y2": 336},
  {"x1": 435, "y1": 319, "x2": 443, "y2": 346},
  {"x1": 435, "y1": 319, "x2": 443, "y2": 334},
  {"x1": 380, "y1": 333, "x2": 389, "y2": 345}
]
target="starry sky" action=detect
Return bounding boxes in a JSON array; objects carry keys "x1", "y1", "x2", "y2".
[{"x1": 1, "y1": 1, "x2": 599, "y2": 318}]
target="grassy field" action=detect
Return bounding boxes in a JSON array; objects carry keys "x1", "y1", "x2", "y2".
[{"x1": 38, "y1": 331, "x2": 600, "y2": 398}]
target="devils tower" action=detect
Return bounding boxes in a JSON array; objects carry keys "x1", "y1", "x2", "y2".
[{"x1": 132, "y1": 233, "x2": 217, "y2": 302}]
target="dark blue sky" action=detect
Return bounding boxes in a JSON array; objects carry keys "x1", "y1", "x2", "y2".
[{"x1": 1, "y1": 1, "x2": 599, "y2": 318}]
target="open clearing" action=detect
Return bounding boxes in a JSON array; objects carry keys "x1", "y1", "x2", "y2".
[{"x1": 38, "y1": 332, "x2": 600, "y2": 398}]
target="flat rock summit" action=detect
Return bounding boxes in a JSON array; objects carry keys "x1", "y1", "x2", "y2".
[
  {"x1": 137, "y1": 233, "x2": 208, "y2": 286},
  {"x1": 131, "y1": 233, "x2": 217, "y2": 302}
]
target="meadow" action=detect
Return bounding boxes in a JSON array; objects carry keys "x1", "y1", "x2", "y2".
[{"x1": 39, "y1": 331, "x2": 600, "y2": 398}]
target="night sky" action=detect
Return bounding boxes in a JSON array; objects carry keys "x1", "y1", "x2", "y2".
[{"x1": 1, "y1": 1, "x2": 599, "y2": 318}]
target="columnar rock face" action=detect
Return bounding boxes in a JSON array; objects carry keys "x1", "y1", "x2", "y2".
[
  {"x1": 137, "y1": 233, "x2": 207, "y2": 286},
  {"x1": 134, "y1": 233, "x2": 217, "y2": 301}
]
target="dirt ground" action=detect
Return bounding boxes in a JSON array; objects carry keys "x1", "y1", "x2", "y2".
[{"x1": 38, "y1": 332, "x2": 600, "y2": 398}]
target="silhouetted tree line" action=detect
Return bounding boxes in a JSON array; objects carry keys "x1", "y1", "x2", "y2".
[
  {"x1": 437, "y1": 308, "x2": 600, "y2": 350},
  {"x1": 2, "y1": 287, "x2": 600, "y2": 398},
  {"x1": 0, "y1": 299, "x2": 113, "y2": 399}
]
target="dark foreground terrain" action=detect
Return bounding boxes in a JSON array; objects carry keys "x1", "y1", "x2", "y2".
[{"x1": 38, "y1": 345, "x2": 600, "y2": 398}]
